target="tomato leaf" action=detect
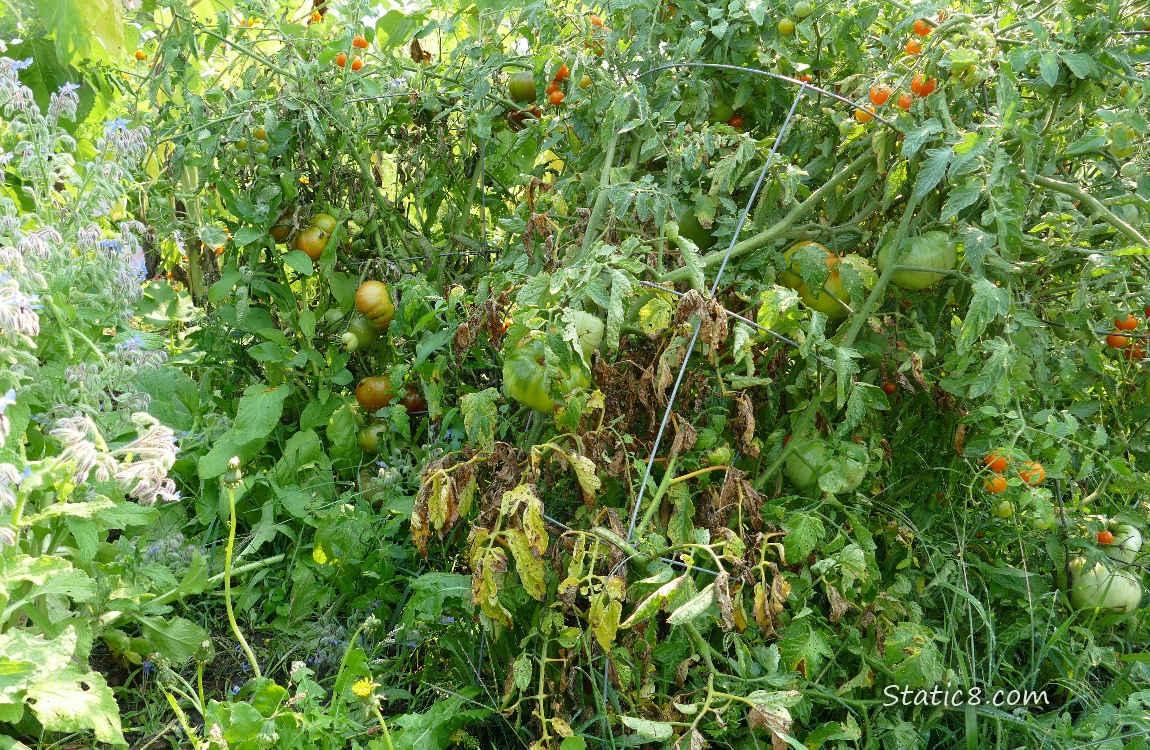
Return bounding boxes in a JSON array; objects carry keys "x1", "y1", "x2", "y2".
[{"x1": 460, "y1": 388, "x2": 498, "y2": 451}]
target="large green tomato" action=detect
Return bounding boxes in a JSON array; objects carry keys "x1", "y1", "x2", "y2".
[
  {"x1": 341, "y1": 314, "x2": 380, "y2": 351},
  {"x1": 508, "y1": 71, "x2": 537, "y2": 103},
  {"x1": 502, "y1": 335, "x2": 592, "y2": 413},
  {"x1": 1069, "y1": 559, "x2": 1142, "y2": 614},
  {"x1": 785, "y1": 437, "x2": 868, "y2": 494},
  {"x1": 779, "y1": 241, "x2": 850, "y2": 318},
  {"x1": 358, "y1": 423, "x2": 388, "y2": 453},
  {"x1": 876, "y1": 231, "x2": 957, "y2": 290},
  {"x1": 678, "y1": 206, "x2": 716, "y2": 251}
]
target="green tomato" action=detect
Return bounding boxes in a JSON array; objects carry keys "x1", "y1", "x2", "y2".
[
  {"x1": 708, "y1": 98, "x2": 735, "y2": 124},
  {"x1": 779, "y1": 241, "x2": 851, "y2": 318},
  {"x1": 785, "y1": 438, "x2": 866, "y2": 495},
  {"x1": 508, "y1": 71, "x2": 537, "y2": 103},
  {"x1": 1069, "y1": 558, "x2": 1142, "y2": 613},
  {"x1": 876, "y1": 231, "x2": 957, "y2": 290},
  {"x1": 341, "y1": 314, "x2": 380, "y2": 351},
  {"x1": 1121, "y1": 161, "x2": 1141, "y2": 179},
  {"x1": 993, "y1": 500, "x2": 1014, "y2": 519},
  {"x1": 793, "y1": 1, "x2": 812, "y2": 18},
  {"x1": 1103, "y1": 522, "x2": 1143, "y2": 564},
  {"x1": 358, "y1": 422, "x2": 388, "y2": 453},
  {"x1": 255, "y1": 140, "x2": 270, "y2": 154},
  {"x1": 677, "y1": 205, "x2": 716, "y2": 251},
  {"x1": 1109, "y1": 124, "x2": 1137, "y2": 159},
  {"x1": 778, "y1": 17, "x2": 796, "y2": 35},
  {"x1": 502, "y1": 335, "x2": 592, "y2": 413}
]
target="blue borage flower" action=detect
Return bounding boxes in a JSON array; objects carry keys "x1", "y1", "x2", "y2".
[
  {"x1": 11, "y1": 58, "x2": 32, "y2": 72},
  {"x1": 0, "y1": 389, "x2": 14, "y2": 414}
]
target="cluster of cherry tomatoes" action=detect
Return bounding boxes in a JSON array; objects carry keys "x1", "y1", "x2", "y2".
[
  {"x1": 545, "y1": 64, "x2": 570, "y2": 107},
  {"x1": 1105, "y1": 311, "x2": 1147, "y2": 360},
  {"x1": 853, "y1": 15, "x2": 942, "y2": 122},
  {"x1": 335, "y1": 34, "x2": 370, "y2": 71},
  {"x1": 983, "y1": 450, "x2": 1046, "y2": 497}
]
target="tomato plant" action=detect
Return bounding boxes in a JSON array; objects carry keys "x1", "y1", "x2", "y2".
[{"x1": 508, "y1": 71, "x2": 536, "y2": 102}]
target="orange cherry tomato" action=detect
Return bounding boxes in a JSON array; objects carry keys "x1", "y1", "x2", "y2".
[
  {"x1": 1115, "y1": 314, "x2": 1139, "y2": 330},
  {"x1": 911, "y1": 74, "x2": 937, "y2": 97},
  {"x1": 799, "y1": 74, "x2": 813, "y2": 83},
  {"x1": 869, "y1": 85, "x2": 891, "y2": 106},
  {"x1": 555, "y1": 64, "x2": 570, "y2": 81},
  {"x1": 351, "y1": 58, "x2": 364, "y2": 71},
  {"x1": 1107, "y1": 333, "x2": 1130, "y2": 349},
  {"x1": 1098, "y1": 530, "x2": 1115, "y2": 545},
  {"x1": 984, "y1": 452, "x2": 1008, "y2": 473},
  {"x1": 906, "y1": 39, "x2": 923, "y2": 55},
  {"x1": 897, "y1": 93, "x2": 914, "y2": 110},
  {"x1": 352, "y1": 35, "x2": 369, "y2": 49},
  {"x1": 589, "y1": 14, "x2": 604, "y2": 26},
  {"x1": 549, "y1": 90, "x2": 565, "y2": 106},
  {"x1": 134, "y1": 50, "x2": 147, "y2": 60},
  {"x1": 855, "y1": 107, "x2": 875, "y2": 123},
  {"x1": 336, "y1": 52, "x2": 348, "y2": 68},
  {"x1": 1018, "y1": 462, "x2": 1045, "y2": 486},
  {"x1": 913, "y1": 19, "x2": 932, "y2": 36},
  {"x1": 546, "y1": 81, "x2": 560, "y2": 95},
  {"x1": 985, "y1": 474, "x2": 1008, "y2": 494}
]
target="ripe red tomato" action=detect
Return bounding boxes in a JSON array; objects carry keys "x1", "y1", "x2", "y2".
[
  {"x1": 906, "y1": 39, "x2": 923, "y2": 55},
  {"x1": 913, "y1": 19, "x2": 932, "y2": 36},
  {"x1": 1107, "y1": 333, "x2": 1130, "y2": 349},
  {"x1": 870, "y1": 85, "x2": 891, "y2": 106},
  {"x1": 1098, "y1": 530, "x2": 1115, "y2": 545},
  {"x1": 295, "y1": 227, "x2": 329, "y2": 260},
  {"x1": 728, "y1": 114, "x2": 745, "y2": 129},
  {"x1": 984, "y1": 452, "x2": 1008, "y2": 473},
  {"x1": 335, "y1": 52, "x2": 347, "y2": 68},
  {"x1": 356, "y1": 376, "x2": 395, "y2": 412},
  {"x1": 896, "y1": 93, "x2": 913, "y2": 110},
  {"x1": 1125, "y1": 341, "x2": 1146, "y2": 360},
  {"x1": 882, "y1": 381, "x2": 896, "y2": 395},
  {"x1": 546, "y1": 80, "x2": 560, "y2": 96},
  {"x1": 549, "y1": 90, "x2": 565, "y2": 106},
  {"x1": 985, "y1": 475, "x2": 1007, "y2": 494},
  {"x1": 1018, "y1": 461, "x2": 1045, "y2": 486},
  {"x1": 799, "y1": 74, "x2": 813, "y2": 83},
  {"x1": 1116, "y1": 314, "x2": 1139, "y2": 331},
  {"x1": 355, "y1": 280, "x2": 395, "y2": 330},
  {"x1": 399, "y1": 386, "x2": 428, "y2": 413}
]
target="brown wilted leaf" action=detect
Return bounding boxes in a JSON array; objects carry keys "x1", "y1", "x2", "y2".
[
  {"x1": 669, "y1": 415, "x2": 697, "y2": 461},
  {"x1": 655, "y1": 340, "x2": 688, "y2": 405},
  {"x1": 732, "y1": 393, "x2": 759, "y2": 457},
  {"x1": 410, "y1": 37, "x2": 431, "y2": 64},
  {"x1": 954, "y1": 423, "x2": 966, "y2": 455},
  {"x1": 827, "y1": 584, "x2": 853, "y2": 623},
  {"x1": 453, "y1": 321, "x2": 473, "y2": 356},
  {"x1": 715, "y1": 572, "x2": 735, "y2": 632}
]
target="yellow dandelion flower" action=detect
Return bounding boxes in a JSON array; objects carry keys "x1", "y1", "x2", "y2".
[
  {"x1": 299, "y1": 175, "x2": 310, "y2": 185},
  {"x1": 352, "y1": 677, "x2": 377, "y2": 699},
  {"x1": 312, "y1": 544, "x2": 328, "y2": 565}
]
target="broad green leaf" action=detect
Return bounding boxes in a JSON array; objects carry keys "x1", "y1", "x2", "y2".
[
  {"x1": 26, "y1": 670, "x2": 125, "y2": 747},
  {"x1": 667, "y1": 582, "x2": 715, "y2": 626}
]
